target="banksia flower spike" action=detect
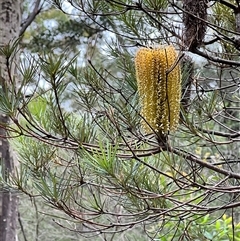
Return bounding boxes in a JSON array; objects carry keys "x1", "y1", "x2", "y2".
[{"x1": 135, "y1": 45, "x2": 181, "y2": 135}]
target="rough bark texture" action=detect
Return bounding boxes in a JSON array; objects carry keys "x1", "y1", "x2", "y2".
[
  {"x1": 234, "y1": 6, "x2": 240, "y2": 48},
  {"x1": 181, "y1": 55, "x2": 194, "y2": 112},
  {"x1": 0, "y1": 1, "x2": 21, "y2": 241},
  {"x1": 183, "y1": 0, "x2": 208, "y2": 50},
  {"x1": 236, "y1": 9, "x2": 240, "y2": 33}
]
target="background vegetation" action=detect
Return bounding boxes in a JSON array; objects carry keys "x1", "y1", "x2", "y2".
[{"x1": 0, "y1": 0, "x2": 240, "y2": 240}]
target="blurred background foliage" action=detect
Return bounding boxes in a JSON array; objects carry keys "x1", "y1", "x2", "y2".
[{"x1": 0, "y1": 0, "x2": 239, "y2": 240}]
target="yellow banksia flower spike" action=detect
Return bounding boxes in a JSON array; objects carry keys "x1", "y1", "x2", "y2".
[{"x1": 135, "y1": 45, "x2": 181, "y2": 134}]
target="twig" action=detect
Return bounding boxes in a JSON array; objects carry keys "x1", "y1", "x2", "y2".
[
  {"x1": 18, "y1": 212, "x2": 28, "y2": 241},
  {"x1": 173, "y1": 147, "x2": 240, "y2": 179},
  {"x1": 20, "y1": 0, "x2": 42, "y2": 36}
]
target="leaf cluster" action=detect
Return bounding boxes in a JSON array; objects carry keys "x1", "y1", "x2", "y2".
[{"x1": 0, "y1": 0, "x2": 240, "y2": 239}]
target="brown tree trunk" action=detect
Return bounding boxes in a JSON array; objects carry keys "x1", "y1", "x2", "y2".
[
  {"x1": 183, "y1": 0, "x2": 208, "y2": 50},
  {"x1": 0, "y1": 1, "x2": 21, "y2": 241}
]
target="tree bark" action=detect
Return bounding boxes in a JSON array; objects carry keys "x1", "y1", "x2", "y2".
[
  {"x1": 183, "y1": 0, "x2": 208, "y2": 50},
  {"x1": 0, "y1": 1, "x2": 21, "y2": 241}
]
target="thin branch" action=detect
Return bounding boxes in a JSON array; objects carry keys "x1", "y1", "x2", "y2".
[
  {"x1": 18, "y1": 212, "x2": 28, "y2": 241},
  {"x1": 194, "y1": 125, "x2": 240, "y2": 138},
  {"x1": 173, "y1": 148, "x2": 240, "y2": 179},
  {"x1": 136, "y1": 1, "x2": 181, "y2": 40},
  {"x1": 20, "y1": 0, "x2": 42, "y2": 36},
  {"x1": 217, "y1": 0, "x2": 237, "y2": 10},
  {"x1": 33, "y1": 198, "x2": 40, "y2": 241},
  {"x1": 192, "y1": 47, "x2": 240, "y2": 66},
  {"x1": 203, "y1": 36, "x2": 221, "y2": 45}
]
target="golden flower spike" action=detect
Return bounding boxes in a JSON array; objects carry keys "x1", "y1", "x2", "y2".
[{"x1": 135, "y1": 45, "x2": 181, "y2": 135}]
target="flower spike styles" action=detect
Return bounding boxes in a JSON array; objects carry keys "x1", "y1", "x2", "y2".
[{"x1": 135, "y1": 45, "x2": 181, "y2": 134}]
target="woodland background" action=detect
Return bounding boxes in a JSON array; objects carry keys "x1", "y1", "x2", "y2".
[{"x1": 0, "y1": 0, "x2": 240, "y2": 240}]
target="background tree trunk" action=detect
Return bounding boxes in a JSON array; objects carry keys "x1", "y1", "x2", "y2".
[{"x1": 0, "y1": 1, "x2": 21, "y2": 241}]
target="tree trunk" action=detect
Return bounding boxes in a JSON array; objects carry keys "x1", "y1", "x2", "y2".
[{"x1": 0, "y1": 1, "x2": 21, "y2": 241}]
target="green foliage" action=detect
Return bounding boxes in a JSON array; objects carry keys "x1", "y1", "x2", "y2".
[
  {"x1": 212, "y1": 1, "x2": 238, "y2": 58},
  {"x1": 213, "y1": 1, "x2": 235, "y2": 31},
  {"x1": 0, "y1": 0, "x2": 239, "y2": 240},
  {"x1": 153, "y1": 214, "x2": 240, "y2": 241},
  {"x1": 22, "y1": 6, "x2": 108, "y2": 54}
]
